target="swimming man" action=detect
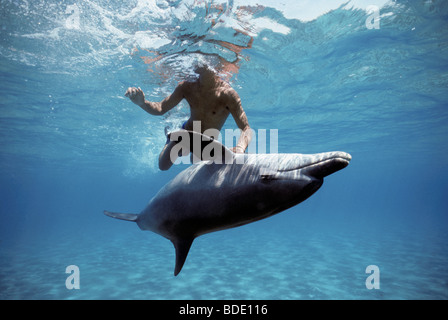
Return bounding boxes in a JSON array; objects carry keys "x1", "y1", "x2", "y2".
[{"x1": 125, "y1": 64, "x2": 252, "y2": 171}]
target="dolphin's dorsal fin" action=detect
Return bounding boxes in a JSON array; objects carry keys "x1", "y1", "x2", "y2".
[
  {"x1": 169, "y1": 130, "x2": 235, "y2": 164},
  {"x1": 172, "y1": 237, "x2": 195, "y2": 276}
]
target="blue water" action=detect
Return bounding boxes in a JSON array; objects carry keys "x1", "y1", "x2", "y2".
[{"x1": 1, "y1": 0, "x2": 447, "y2": 300}]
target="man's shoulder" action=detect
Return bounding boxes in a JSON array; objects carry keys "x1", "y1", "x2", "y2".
[
  {"x1": 178, "y1": 80, "x2": 197, "y2": 89},
  {"x1": 221, "y1": 86, "x2": 240, "y2": 102},
  {"x1": 175, "y1": 81, "x2": 196, "y2": 97}
]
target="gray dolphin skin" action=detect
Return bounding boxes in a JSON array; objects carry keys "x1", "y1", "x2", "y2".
[{"x1": 105, "y1": 131, "x2": 351, "y2": 276}]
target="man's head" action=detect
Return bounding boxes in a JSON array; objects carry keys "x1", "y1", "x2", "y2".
[
  {"x1": 194, "y1": 62, "x2": 220, "y2": 86},
  {"x1": 194, "y1": 63, "x2": 215, "y2": 76}
]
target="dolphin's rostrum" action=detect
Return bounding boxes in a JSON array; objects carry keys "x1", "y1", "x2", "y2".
[{"x1": 105, "y1": 131, "x2": 351, "y2": 276}]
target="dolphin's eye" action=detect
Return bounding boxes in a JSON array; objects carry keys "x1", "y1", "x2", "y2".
[{"x1": 260, "y1": 174, "x2": 276, "y2": 182}]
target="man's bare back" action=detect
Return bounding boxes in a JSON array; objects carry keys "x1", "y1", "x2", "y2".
[{"x1": 125, "y1": 65, "x2": 252, "y2": 170}]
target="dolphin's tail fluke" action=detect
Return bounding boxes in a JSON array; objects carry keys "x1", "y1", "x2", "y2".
[
  {"x1": 104, "y1": 210, "x2": 138, "y2": 222},
  {"x1": 172, "y1": 237, "x2": 194, "y2": 276}
]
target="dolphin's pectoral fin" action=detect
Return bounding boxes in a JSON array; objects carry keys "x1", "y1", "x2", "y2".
[
  {"x1": 172, "y1": 237, "x2": 195, "y2": 276},
  {"x1": 104, "y1": 210, "x2": 138, "y2": 222}
]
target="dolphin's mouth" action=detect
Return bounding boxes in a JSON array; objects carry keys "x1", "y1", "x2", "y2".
[
  {"x1": 277, "y1": 152, "x2": 352, "y2": 178},
  {"x1": 278, "y1": 152, "x2": 352, "y2": 171}
]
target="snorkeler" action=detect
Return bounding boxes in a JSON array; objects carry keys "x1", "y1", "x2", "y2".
[{"x1": 125, "y1": 64, "x2": 252, "y2": 171}]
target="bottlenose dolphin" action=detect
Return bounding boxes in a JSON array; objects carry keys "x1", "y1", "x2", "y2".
[{"x1": 105, "y1": 131, "x2": 351, "y2": 276}]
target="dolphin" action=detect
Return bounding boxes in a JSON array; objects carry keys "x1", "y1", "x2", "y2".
[{"x1": 105, "y1": 131, "x2": 351, "y2": 276}]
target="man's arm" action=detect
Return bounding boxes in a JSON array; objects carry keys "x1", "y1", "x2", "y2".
[
  {"x1": 125, "y1": 82, "x2": 187, "y2": 116},
  {"x1": 226, "y1": 90, "x2": 252, "y2": 153}
]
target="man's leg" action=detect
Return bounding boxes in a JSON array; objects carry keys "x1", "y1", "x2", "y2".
[{"x1": 159, "y1": 141, "x2": 177, "y2": 171}]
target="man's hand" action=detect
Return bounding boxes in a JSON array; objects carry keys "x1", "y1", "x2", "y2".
[
  {"x1": 230, "y1": 146, "x2": 245, "y2": 154},
  {"x1": 125, "y1": 87, "x2": 145, "y2": 106}
]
